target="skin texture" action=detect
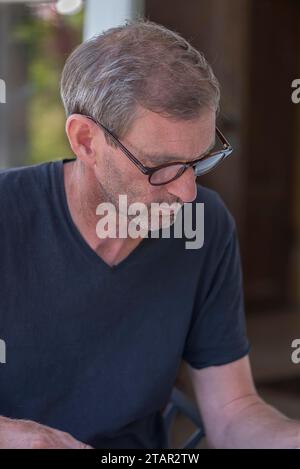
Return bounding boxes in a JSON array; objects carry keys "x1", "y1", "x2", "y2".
[
  {"x1": 0, "y1": 416, "x2": 92, "y2": 449},
  {"x1": 188, "y1": 355, "x2": 300, "y2": 448}
]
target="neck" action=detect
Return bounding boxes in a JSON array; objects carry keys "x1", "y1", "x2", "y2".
[
  {"x1": 65, "y1": 160, "x2": 101, "y2": 235},
  {"x1": 63, "y1": 160, "x2": 143, "y2": 265}
]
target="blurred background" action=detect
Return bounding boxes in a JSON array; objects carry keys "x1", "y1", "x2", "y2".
[{"x1": 1, "y1": 0, "x2": 300, "y2": 448}]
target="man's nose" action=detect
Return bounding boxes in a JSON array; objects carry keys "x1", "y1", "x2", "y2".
[{"x1": 165, "y1": 167, "x2": 197, "y2": 203}]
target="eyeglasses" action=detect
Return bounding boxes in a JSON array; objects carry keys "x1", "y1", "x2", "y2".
[{"x1": 82, "y1": 115, "x2": 233, "y2": 186}]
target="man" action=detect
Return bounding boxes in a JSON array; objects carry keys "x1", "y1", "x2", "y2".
[{"x1": 0, "y1": 19, "x2": 299, "y2": 449}]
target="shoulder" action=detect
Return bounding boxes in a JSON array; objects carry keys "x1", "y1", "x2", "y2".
[
  {"x1": 0, "y1": 160, "x2": 59, "y2": 223},
  {"x1": 0, "y1": 161, "x2": 50, "y2": 191},
  {"x1": 0, "y1": 159, "x2": 60, "y2": 197}
]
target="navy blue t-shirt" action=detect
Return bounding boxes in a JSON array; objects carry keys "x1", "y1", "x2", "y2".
[{"x1": 0, "y1": 158, "x2": 250, "y2": 448}]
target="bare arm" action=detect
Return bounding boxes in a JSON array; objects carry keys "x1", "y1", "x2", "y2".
[
  {"x1": 188, "y1": 355, "x2": 300, "y2": 449},
  {"x1": 0, "y1": 416, "x2": 92, "y2": 449}
]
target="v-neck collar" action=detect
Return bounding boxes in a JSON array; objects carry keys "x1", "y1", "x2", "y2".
[{"x1": 54, "y1": 158, "x2": 157, "y2": 273}]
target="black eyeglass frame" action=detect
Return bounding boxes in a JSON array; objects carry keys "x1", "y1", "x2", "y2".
[{"x1": 82, "y1": 114, "x2": 233, "y2": 186}]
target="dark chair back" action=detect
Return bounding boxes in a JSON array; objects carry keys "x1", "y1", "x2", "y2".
[{"x1": 162, "y1": 387, "x2": 205, "y2": 449}]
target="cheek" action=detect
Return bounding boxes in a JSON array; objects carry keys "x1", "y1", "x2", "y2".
[
  {"x1": 118, "y1": 161, "x2": 151, "y2": 195},
  {"x1": 98, "y1": 151, "x2": 124, "y2": 185},
  {"x1": 98, "y1": 149, "x2": 164, "y2": 201}
]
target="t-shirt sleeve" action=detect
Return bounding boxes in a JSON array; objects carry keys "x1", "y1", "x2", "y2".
[{"x1": 182, "y1": 207, "x2": 251, "y2": 369}]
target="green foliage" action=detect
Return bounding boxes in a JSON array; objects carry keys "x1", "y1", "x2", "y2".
[{"x1": 13, "y1": 8, "x2": 83, "y2": 164}]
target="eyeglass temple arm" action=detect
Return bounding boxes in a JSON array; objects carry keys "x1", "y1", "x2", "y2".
[
  {"x1": 216, "y1": 127, "x2": 232, "y2": 150},
  {"x1": 84, "y1": 115, "x2": 231, "y2": 168},
  {"x1": 83, "y1": 115, "x2": 152, "y2": 175}
]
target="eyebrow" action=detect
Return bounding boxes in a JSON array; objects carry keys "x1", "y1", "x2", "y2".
[{"x1": 144, "y1": 139, "x2": 216, "y2": 165}]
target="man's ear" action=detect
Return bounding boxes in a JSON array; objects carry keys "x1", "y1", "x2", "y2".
[{"x1": 65, "y1": 114, "x2": 99, "y2": 169}]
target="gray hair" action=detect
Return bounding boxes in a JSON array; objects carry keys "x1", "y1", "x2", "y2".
[{"x1": 60, "y1": 19, "x2": 220, "y2": 146}]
